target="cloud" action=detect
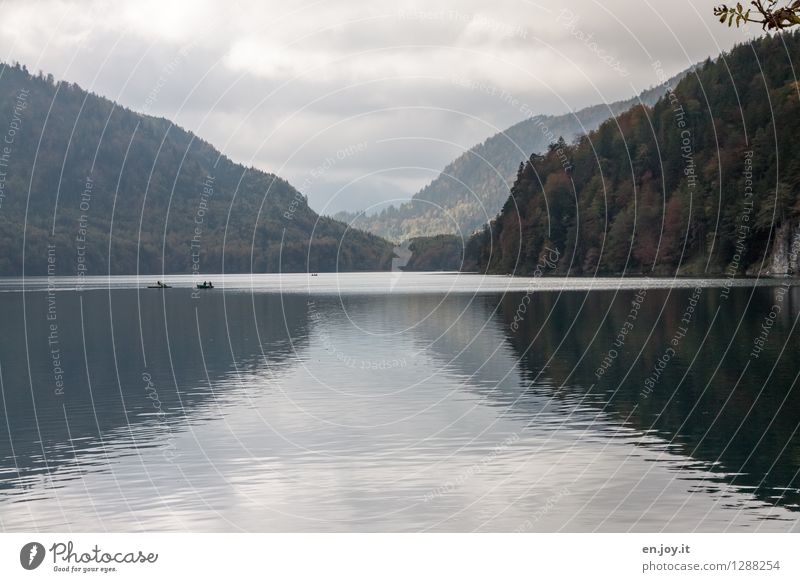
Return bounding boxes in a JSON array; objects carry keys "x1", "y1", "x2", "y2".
[{"x1": 0, "y1": 0, "x2": 755, "y2": 213}]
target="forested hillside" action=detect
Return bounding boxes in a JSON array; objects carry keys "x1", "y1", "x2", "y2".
[
  {"x1": 403, "y1": 235, "x2": 463, "y2": 271},
  {"x1": 465, "y1": 32, "x2": 800, "y2": 276},
  {"x1": 0, "y1": 64, "x2": 393, "y2": 275},
  {"x1": 335, "y1": 70, "x2": 687, "y2": 242}
]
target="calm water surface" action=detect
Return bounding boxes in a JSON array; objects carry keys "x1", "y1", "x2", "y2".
[{"x1": 1, "y1": 273, "x2": 799, "y2": 531}]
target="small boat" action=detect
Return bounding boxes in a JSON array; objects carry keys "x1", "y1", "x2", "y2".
[
  {"x1": 310, "y1": 273, "x2": 318, "y2": 277},
  {"x1": 196, "y1": 282, "x2": 215, "y2": 289},
  {"x1": 147, "y1": 281, "x2": 171, "y2": 289}
]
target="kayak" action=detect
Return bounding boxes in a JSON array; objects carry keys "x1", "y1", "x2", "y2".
[{"x1": 147, "y1": 285, "x2": 172, "y2": 288}]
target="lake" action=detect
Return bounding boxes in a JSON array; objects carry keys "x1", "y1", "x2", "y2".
[{"x1": 1, "y1": 272, "x2": 799, "y2": 532}]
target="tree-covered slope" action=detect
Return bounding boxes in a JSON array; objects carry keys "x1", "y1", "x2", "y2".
[
  {"x1": 403, "y1": 235, "x2": 463, "y2": 271},
  {"x1": 335, "y1": 70, "x2": 688, "y2": 242},
  {"x1": 465, "y1": 32, "x2": 800, "y2": 276},
  {"x1": 0, "y1": 63, "x2": 393, "y2": 276}
]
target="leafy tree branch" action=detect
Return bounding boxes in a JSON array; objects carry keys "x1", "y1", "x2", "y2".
[{"x1": 714, "y1": 1, "x2": 800, "y2": 30}]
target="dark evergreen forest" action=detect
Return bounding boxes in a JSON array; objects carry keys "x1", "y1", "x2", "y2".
[
  {"x1": 0, "y1": 64, "x2": 393, "y2": 275},
  {"x1": 466, "y1": 32, "x2": 800, "y2": 276}
]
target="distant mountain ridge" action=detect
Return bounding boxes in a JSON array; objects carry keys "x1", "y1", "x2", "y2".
[
  {"x1": 335, "y1": 69, "x2": 690, "y2": 242},
  {"x1": 0, "y1": 63, "x2": 393, "y2": 276}
]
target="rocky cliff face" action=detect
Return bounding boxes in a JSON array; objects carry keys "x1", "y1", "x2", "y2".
[{"x1": 762, "y1": 222, "x2": 800, "y2": 276}]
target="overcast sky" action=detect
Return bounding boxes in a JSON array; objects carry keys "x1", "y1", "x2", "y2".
[{"x1": 0, "y1": 0, "x2": 756, "y2": 214}]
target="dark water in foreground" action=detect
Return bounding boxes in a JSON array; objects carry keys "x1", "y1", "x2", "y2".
[{"x1": 1, "y1": 273, "x2": 799, "y2": 532}]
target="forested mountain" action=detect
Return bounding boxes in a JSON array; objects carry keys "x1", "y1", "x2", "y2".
[
  {"x1": 0, "y1": 63, "x2": 393, "y2": 276},
  {"x1": 402, "y1": 235, "x2": 463, "y2": 271},
  {"x1": 465, "y1": 32, "x2": 800, "y2": 276},
  {"x1": 335, "y1": 70, "x2": 688, "y2": 242}
]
